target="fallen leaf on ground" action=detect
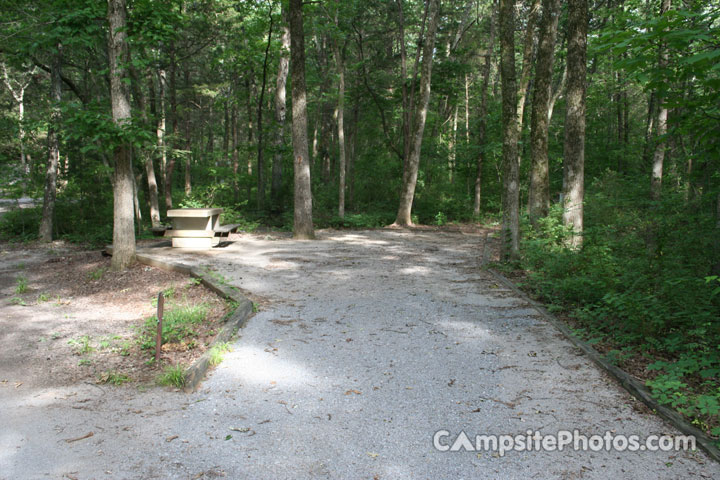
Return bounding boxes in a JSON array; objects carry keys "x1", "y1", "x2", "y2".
[
  {"x1": 367, "y1": 452, "x2": 379, "y2": 458},
  {"x1": 345, "y1": 389, "x2": 362, "y2": 395},
  {"x1": 166, "y1": 435, "x2": 178, "y2": 442}
]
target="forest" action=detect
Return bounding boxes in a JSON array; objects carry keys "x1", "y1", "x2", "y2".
[{"x1": 1, "y1": 0, "x2": 719, "y2": 444}]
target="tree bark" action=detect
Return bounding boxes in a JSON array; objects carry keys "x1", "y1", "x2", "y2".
[
  {"x1": 394, "y1": 0, "x2": 440, "y2": 226},
  {"x1": 130, "y1": 66, "x2": 161, "y2": 228},
  {"x1": 231, "y1": 102, "x2": 240, "y2": 203},
  {"x1": 516, "y1": 0, "x2": 542, "y2": 132},
  {"x1": 474, "y1": 5, "x2": 497, "y2": 217},
  {"x1": 528, "y1": 0, "x2": 561, "y2": 224},
  {"x1": 562, "y1": 0, "x2": 588, "y2": 249},
  {"x1": 1, "y1": 63, "x2": 33, "y2": 177},
  {"x1": 256, "y1": 7, "x2": 274, "y2": 211},
  {"x1": 165, "y1": 45, "x2": 178, "y2": 210},
  {"x1": 651, "y1": 0, "x2": 671, "y2": 201},
  {"x1": 271, "y1": 6, "x2": 290, "y2": 213},
  {"x1": 39, "y1": 44, "x2": 63, "y2": 243},
  {"x1": 499, "y1": 0, "x2": 521, "y2": 259},
  {"x1": 289, "y1": 0, "x2": 314, "y2": 239},
  {"x1": 183, "y1": 66, "x2": 192, "y2": 196},
  {"x1": 333, "y1": 26, "x2": 347, "y2": 218},
  {"x1": 107, "y1": 0, "x2": 136, "y2": 269}
]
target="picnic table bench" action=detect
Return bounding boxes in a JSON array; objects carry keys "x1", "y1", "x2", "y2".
[{"x1": 163, "y1": 208, "x2": 239, "y2": 248}]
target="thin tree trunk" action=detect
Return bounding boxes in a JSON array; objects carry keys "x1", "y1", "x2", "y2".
[
  {"x1": 516, "y1": 0, "x2": 542, "y2": 131},
  {"x1": 231, "y1": 103, "x2": 240, "y2": 203},
  {"x1": 256, "y1": 7, "x2": 274, "y2": 211},
  {"x1": 448, "y1": 104, "x2": 458, "y2": 184},
  {"x1": 245, "y1": 77, "x2": 254, "y2": 202},
  {"x1": 107, "y1": 0, "x2": 135, "y2": 269},
  {"x1": 129, "y1": 66, "x2": 161, "y2": 228},
  {"x1": 184, "y1": 66, "x2": 192, "y2": 196},
  {"x1": 394, "y1": 0, "x2": 440, "y2": 226},
  {"x1": 156, "y1": 69, "x2": 167, "y2": 202},
  {"x1": 528, "y1": 0, "x2": 561, "y2": 224},
  {"x1": 39, "y1": 44, "x2": 63, "y2": 243},
  {"x1": 548, "y1": 63, "x2": 566, "y2": 121},
  {"x1": 499, "y1": 0, "x2": 521, "y2": 259},
  {"x1": 1, "y1": 63, "x2": 32, "y2": 177},
  {"x1": 562, "y1": 0, "x2": 588, "y2": 249},
  {"x1": 165, "y1": 46, "x2": 178, "y2": 210},
  {"x1": 474, "y1": 5, "x2": 496, "y2": 218},
  {"x1": 271, "y1": 6, "x2": 290, "y2": 213},
  {"x1": 464, "y1": 73, "x2": 470, "y2": 145},
  {"x1": 651, "y1": 0, "x2": 671, "y2": 201},
  {"x1": 333, "y1": 22, "x2": 347, "y2": 218},
  {"x1": 289, "y1": 0, "x2": 314, "y2": 239}
]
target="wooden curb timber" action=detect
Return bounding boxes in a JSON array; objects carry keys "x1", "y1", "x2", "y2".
[
  {"x1": 104, "y1": 247, "x2": 255, "y2": 392},
  {"x1": 485, "y1": 267, "x2": 720, "y2": 463}
]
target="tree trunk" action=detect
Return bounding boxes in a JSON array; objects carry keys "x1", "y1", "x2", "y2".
[
  {"x1": 271, "y1": 5, "x2": 290, "y2": 213},
  {"x1": 184, "y1": 66, "x2": 192, "y2": 196},
  {"x1": 516, "y1": 0, "x2": 542, "y2": 132},
  {"x1": 107, "y1": 0, "x2": 135, "y2": 269},
  {"x1": 651, "y1": 0, "x2": 671, "y2": 201},
  {"x1": 1, "y1": 63, "x2": 32, "y2": 177},
  {"x1": 499, "y1": 0, "x2": 521, "y2": 259},
  {"x1": 231, "y1": 103, "x2": 240, "y2": 203},
  {"x1": 256, "y1": 7, "x2": 274, "y2": 211},
  {"x1": 394, "y1": 0, "x2": 440, "y2": 226},
  {"x1": 474, "y1": 6, "x2": 496, "y2": 218},
  {"x1": 448, "y1": 104, "x2": 458, "y2": 183},
  {"x1": 562, "y1": 0, "x2": 588, "y2": 249},
  {"x1": 289, "y1": 0, "x2": 314, "y2": 239},
  {"x1": 130, "y1": 67, "x2": 161, "y2": 228},
  {"x1": 39, "y1": 44, "x2": 63, "y2": 243},
  {"x1": 528, "y1": 0, "x2": 561, "y2": 224},
  {"x1": 165, "y1": 46, "x2": 178, "y2": 210},
  {"x1": 334, "y1": 31, "x2": 347, "y2": 218},
  {"x1": 156, "y1": 68, "x2": 167, "y2": 205}
]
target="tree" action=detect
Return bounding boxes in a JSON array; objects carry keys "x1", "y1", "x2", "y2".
[
  {"x1": 528, "y1": 0, "x2": 561, "y2": 224},
  {"x1": 1, "y1": 62, "x2": 35, "y2": 178},
  {"x1": 38, "y1": 44, "x2": 62, "y2": 243},
  {"x1": 271, "y1": 4, "x2": 290, "y2": 213},
  {"x1": 107, "y1": 0, "x2": 136, "y2": 269},
  {"x1": 562, "y1": 0, "x2": 588, "y2": 249},
  {"x1": 289, "y1": 0, "x2": 314, "y2": 239},
  {"x1": 474, "y1": 2, "x2": 497, "y2": 217},
  {"x1": 650, "y1": 0, "x2": 671, "y2": 201},
  {"x1": 499, "y1": 0, "x2": 520, "y2": 259},
  {"x1": 394, "y1": 0, "x2": 440, "y2": 226}
]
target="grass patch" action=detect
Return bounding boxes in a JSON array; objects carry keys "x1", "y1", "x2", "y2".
[
  {"x1": 68, "y1": 335, "x2": 94, "y2": 355},
  {"x1": 87, "y1": 267, "x2": 107, "y2": 281},
  {"x1": 14, "y1": 275, "x2": 28, "y2": 294},
  {"x1": 156, "y1": 364, "x2": 186, "y2": 388},
  {"x1": 97, "y1": 370, "x2": 131, "y2": 385},
  {"x1": 208, "y1": 342, "x2": 232, "y2": 366},
  {"x1": 138, "y1": 303, "x2": 210, "y2": 350}
]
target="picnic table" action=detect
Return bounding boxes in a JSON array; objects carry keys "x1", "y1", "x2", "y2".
[{"x1": 164, "y1": 208, "x2": 239, "y2": 248}]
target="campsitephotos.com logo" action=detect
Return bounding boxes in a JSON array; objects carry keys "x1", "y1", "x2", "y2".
[{"x1": 433, "y1": 429, "x2": 696, "y2": 457}]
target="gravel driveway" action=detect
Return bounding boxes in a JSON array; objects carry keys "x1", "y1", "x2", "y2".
[{"x1": 1, "y1": 229, "x2": 717, "y2": 479}]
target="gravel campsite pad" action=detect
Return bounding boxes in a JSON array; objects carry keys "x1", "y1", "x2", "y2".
[{"x1": 1, "y1": 230, "x2": 719, "y2": 479}]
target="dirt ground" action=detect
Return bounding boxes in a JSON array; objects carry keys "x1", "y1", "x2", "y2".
[{"x1": 0, "y1": 241, "x2": 230, "y2": 389}]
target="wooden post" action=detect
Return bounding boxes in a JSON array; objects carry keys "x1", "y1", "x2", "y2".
[{"x1": 155, "y1": 291, "x2": 164, "y2": 365}]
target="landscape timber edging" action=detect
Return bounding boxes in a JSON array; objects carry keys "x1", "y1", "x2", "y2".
[
  {"x1": 485, "y1": 267, "x2": 720, "y2": 463},
  {"x1": 104, "y1": 247, "x2": 254, "y2": 392}
]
